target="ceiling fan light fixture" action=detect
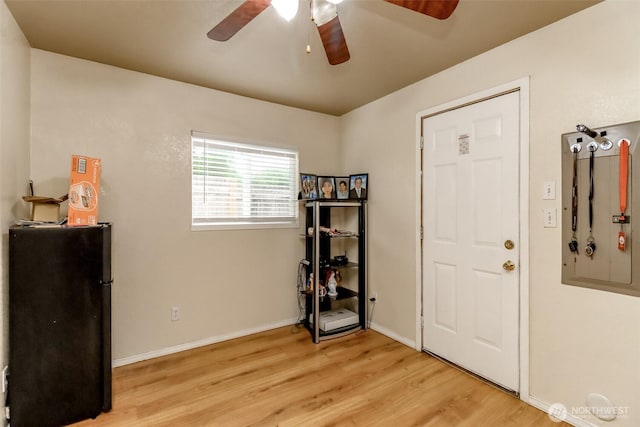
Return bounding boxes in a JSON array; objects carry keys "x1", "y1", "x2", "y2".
[
  {"x1": 312, "y1": 0, "x2": 337, "y2": 26},
  {"x1": 271, "y1": 0, "x2": 299, "y2": 21}
]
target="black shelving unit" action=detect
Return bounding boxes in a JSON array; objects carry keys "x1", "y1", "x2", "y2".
[{"x1": 304, "y1": 200, "x2": 367, "y2": 343}]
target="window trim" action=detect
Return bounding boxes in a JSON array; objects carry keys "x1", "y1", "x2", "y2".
[{"x1": 190, "y1": 131, "x2": 299, "y2": 231}]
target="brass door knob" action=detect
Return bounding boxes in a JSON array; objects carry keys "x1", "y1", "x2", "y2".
[
  {"x1": 504, "y1": 240, "x2": 515, "y2": 250},
  {"x1": 503, "y1": 260, "x2": 516, "y2": 271}
]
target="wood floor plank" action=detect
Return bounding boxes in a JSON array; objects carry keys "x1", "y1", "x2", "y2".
[{"x1": 71, "y1": 326, "x2": 566, "y2": 426}]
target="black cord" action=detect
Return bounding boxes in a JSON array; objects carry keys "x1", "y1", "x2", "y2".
[
  {"x1": 589, "y1": 148, "x2": 594, "y2": 233},
  {"x1": 571, "y1": 146, "x2": 578, "y2": 233},
  {"x1": 584, "y1": 147, "x2": 597, "y2": 258},
  {"x1": 367, "y1": 299, "x2": 375, "y2": 328},
  {"x1": 295, "y1": 260, "x2": 308, "y2": 327}
]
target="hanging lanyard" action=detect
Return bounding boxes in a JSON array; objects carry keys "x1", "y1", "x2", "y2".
[
  {"x1": 568, "y1": 146, "x2": 579, "y2": 254},
  {"x1": 585, "y1": 146, "x2": 596, "y2": 258},
  {"x1": 618, "y1": 139, "x2": 630, "y2": 251},
  {"x1": 589, "y1": 149, "x2": 595, "y2": 232}
]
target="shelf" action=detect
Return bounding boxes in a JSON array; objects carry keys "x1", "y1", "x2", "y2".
[
  {"x1": 304, "y1": 200, "x2": 363, "y2": 208},
  {"x1": 328, "y1": 261, "x2": 358, "y2": 269},
  {"x1": 304, "y1": 199, "x2": 366, "y2": 343},
  {"x1": 306, "y1": 234, "x2": 359, "y2": 239},
  {"x1": 303, "y1": 323, "x2": 362, "y2": 340},
  {"x1": 320, "y1": 233, "x2": 358, "y2": 239},
  {"x1": 300, "y1": 231, "x2": 360, "y2": 239},
  {"x1": 319, "y1": 324, "x2": 362, "y2": 339},
  {"x1": 305, "y1": 286, "x2": 357, "y2": 303},
  {"x1": 324, "y1": 286, "x2": 357, "y2": 301}
]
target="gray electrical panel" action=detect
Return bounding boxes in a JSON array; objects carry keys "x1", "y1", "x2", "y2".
[{"x1": 562, "y1": 120, "x2": 639, "y2": 296}]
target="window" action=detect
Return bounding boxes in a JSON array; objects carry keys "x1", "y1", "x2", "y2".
[{"x1": 191, "y1": 132, "x2": 299, "y2": 229}]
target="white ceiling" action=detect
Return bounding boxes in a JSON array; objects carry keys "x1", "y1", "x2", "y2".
[{"x1": 6, "y1": 0, "x2": 599, "y2": 116}]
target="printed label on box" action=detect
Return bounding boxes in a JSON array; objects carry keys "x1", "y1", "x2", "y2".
[{"x1": 68, "y1": 155, "x2": 101, "y2": 226}]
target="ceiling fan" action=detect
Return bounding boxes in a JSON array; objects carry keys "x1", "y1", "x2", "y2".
[{"x1": 207, "y1": 0, "x2": 459, "y2": 65}]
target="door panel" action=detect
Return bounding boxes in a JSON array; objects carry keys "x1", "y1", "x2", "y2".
[
  {"x1": 422, "y1": 91, "x2": 520, "y2": 391},
  {"x1": 434, "y1": 262, "x2": 457, "y2": 332},
  {"x1": 472, "y1": 157, "x2": 502, "y2": 245},
  {"x1": 473, "y1": 269, "x2": 503, "y2": 350},
  {"x1": 434, "y1": 164, "x2": 457, "y2": 241}
]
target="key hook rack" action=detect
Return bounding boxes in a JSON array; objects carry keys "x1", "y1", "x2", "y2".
[
  {"x1": 562, "y1": 120, "x2": 640, "y2": 297},
  {"x1": 571, "y1": 123, "x2": 631, "y2": 158}
]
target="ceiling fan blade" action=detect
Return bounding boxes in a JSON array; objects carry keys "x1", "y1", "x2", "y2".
[
  {"x1": 384, "y1": 0, "x2": 459, "y2": 20},
  {"x1": 207, "y1": 0, "x2": 271, "y2": 41},
  {"x1": 317, "y1": 15, "x2": 350, "y2": 65}
]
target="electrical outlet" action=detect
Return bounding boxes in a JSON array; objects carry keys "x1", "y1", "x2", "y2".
[
  {"x1": 171, "y1": 306, "x2": 180, "y2": 321},
  {"x1": 370, "y1": 291, "x2": 377, "y2": 302},
  {"x1": 543, "y1": 208, "x2": 557, "y2": 228}
]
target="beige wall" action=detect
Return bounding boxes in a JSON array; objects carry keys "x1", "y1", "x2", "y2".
[
  {"x1": 30, "y1": 49, "x2": 341, "y2": 362},
  {"x1": 341, "y1": 0, "x2": 640, "y2": 425},
  {"x1": 0, "y1": 0, "x2": 30, "y2": 405}
]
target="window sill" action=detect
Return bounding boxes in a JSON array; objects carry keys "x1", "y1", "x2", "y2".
[{"x1": 191, "y1": 221, "x2": 299, "y2": 231}]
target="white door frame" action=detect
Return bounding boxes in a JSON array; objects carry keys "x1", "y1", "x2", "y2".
[{"x1": 414, "y1": 77, "x2": 530, "y2": 401}]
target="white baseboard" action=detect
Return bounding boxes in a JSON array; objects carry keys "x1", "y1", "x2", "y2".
[
  {"x1": 369, "y1": 322, "x2": 416, "y2": 349},
  {"x1": 113, "y1": 318, "x2": 298, "y2": 367},
  {"x1": 528, "y1": 395, "x2": 600, "y2": 427},
  {"x1": 115, "y1": 320, "x2": 415, "y2": 368}
]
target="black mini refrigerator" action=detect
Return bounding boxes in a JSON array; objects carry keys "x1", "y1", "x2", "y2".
[{"x1": 9, "y1": 224, "x2": 112, "y2": 427}]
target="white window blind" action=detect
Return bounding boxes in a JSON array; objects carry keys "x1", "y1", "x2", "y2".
[{"x1": 191, "y1": 132, "x2": 298, "y2": 228}]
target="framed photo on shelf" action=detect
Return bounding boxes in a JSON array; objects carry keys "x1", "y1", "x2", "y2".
[
  {"x1": 335, "y1": 177, "x2": 350, "y2": 200},
  {"x1": 299, "y1": 173, "x2": 318, "y2": 200},
  {"x1": 349, "y1": 174, "x2": 368, "y2": 200},
  {"x1": 317, "y1": 176, "x2": 336, "y2": 199}
]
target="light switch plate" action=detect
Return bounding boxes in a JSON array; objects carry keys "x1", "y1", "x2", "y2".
[
  {"x1": 544, "y1": 208, "x2": 557, "y2": 228},
  {"x1": 543, "y1": 181, "x2": 556, "y2": 200}
]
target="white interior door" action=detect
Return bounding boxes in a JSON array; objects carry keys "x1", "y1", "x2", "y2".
[{"x1": 422, "y1": 91, "x2": 520, "y2": 391}]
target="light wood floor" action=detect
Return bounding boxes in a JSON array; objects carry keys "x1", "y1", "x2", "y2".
[{"x1": 72, "y1": 326, "x2": 566, "y2": 426}]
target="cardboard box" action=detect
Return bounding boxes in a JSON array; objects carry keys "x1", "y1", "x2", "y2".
[
  {"x1": 22, "y1": 196, "x2": 65, "y2": 222},
  {"x1": 68, "y1": 155, "x2": 101, "y2": 226}
]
